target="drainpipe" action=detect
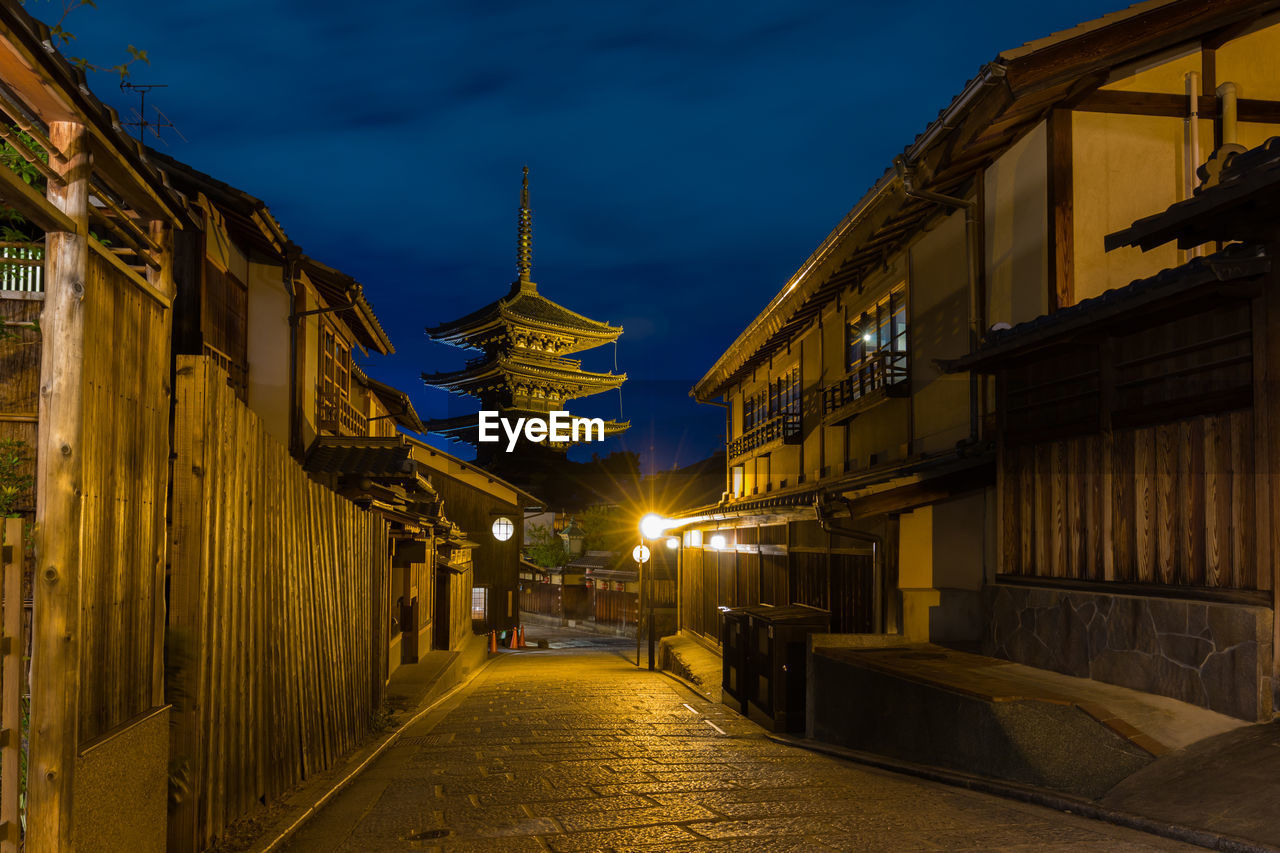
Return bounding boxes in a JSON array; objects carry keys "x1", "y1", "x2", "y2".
[
  {"x1": 1217, "y1": 81, "x2": 1239, "y2": 147},
  {"x1": 814, "y1": 494, "x2": 889, "y2": 634},
  {"x1": 283, "y1": 249, "x2": 301, "y2": 456},
  {"x1": 894, "y1": 156, "x2": 981, "y2": 446},
  {"x1": 1185, "y1": 72, "x2": 1203, "y2": 257}
]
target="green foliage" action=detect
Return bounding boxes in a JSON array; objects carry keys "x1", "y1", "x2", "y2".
[
  {"x1": 525, "y1": 523, "x2": 568, "y2": 569},
  {"x1": 579, "y1": 504, "x2": 630, "y2": 553},
  {"x1": 0, "y1": 439, "x2": 32, "y2": 518}
]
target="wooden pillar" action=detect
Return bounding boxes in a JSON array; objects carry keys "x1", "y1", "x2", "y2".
[
  {"x1": 1047, "y1": 109, "x2": 1074, "y2": 311},
  {"x1": 28, "y1": 121, "x2": 89, "y2": 851},
  {"x1": 148, "y1": 219, "x2": 175, "y2": 708}
]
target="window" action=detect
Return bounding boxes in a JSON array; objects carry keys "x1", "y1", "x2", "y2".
[
  {"x1": 846, "y1": 285, "x2": 907, "y2": 378},
  {"x1": 320, "y1": 323, "x2": 352, "y2": 401},
  {"x1": 742, "y1": 367, "x2": 799, "y2": 434},
  {"x1": 731, "y1": 465, "x2": 744, "y2": 498},
  {"x1": 491, "y1": 517, "x2": 514, "y2": 541},
  {"x1": 202, "y1": 262, "x2": 248, "y2": 394},
  {"x1": 471, "y1": 587, "x2": 488, "y2": 620}
]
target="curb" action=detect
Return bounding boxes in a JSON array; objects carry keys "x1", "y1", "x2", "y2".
[
  {"x1": 765, "y1": 734, "x2": 1279, "y2": 853},
  {"x1": 251, "y1": 649, "x2": 501, "y2": 853}
]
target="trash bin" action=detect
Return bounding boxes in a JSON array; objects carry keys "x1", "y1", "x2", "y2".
[
  {"x1": 746, "y1": 605, "x2": 829, "y2": 733},
  {"x1": 721, "y1": 605, "x2": 772, "y2": 714}
]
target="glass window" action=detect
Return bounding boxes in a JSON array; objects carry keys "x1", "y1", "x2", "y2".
[
  {"x1": 846, "y1": 285, "x2": 908, "y2": 387},
  {"x1": 471, "y1": 587, "x2": 487, "y2": 620},
  {"x1": 492, "y1": 517, "x2": 514, "y2": 541}
]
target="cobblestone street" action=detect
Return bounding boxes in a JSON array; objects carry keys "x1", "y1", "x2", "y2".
[{"x1": 284, "y1": 641, "x2": 1195, "y2": 852}]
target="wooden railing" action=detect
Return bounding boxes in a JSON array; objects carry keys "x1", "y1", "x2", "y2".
[
  {"x1": 202, "y1": 342, "x2": 247, "y2": 398},
  {"x1": 0, "y1": 242, "x2": 43, "y2": 293},
  {"x1": 728, "y1": 411, "x2": 801, "y2": 459},
  {"x1": 317, "y1": 384, "x2": 368, "y2": 436},
  {"x1": 822, "y1": 351, "x2": 908, "y2": 417}
]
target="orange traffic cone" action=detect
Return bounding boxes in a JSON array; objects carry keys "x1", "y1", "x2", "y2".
[
  {"x1": 488, "y1": 630, "x2": 497, "y2": 653},
  {"x1": 506, "y1": 628, "x2": 518, "y2": 649},
  {"x1": 518, "y1": 626, "x2": 526, "y2": 648}
]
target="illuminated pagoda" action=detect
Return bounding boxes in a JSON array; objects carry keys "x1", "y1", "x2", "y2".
[{"x1": 424, "y1": 168, "x2": 628, "y2": 467}]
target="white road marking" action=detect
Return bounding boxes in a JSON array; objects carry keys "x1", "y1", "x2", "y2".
[
  {"x1": 682, "y1": 703, "x2": 697, "y2": 714},
  {"x1": 705, "y1": 720, "x2": 726, "y2": 735}
]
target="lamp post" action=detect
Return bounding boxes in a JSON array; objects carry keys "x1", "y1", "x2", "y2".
[{"x1": 637, "y1": 514, "x2": 666, "y2": 671}]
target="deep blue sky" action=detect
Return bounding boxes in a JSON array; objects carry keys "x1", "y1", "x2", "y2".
[{"x1": 57, "y1": 0, "x2": 1118, "y2": 472}]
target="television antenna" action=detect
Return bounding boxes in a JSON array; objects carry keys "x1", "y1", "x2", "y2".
[{"x1": 119, "y1": 81, "x2": 186, "y2": 145}]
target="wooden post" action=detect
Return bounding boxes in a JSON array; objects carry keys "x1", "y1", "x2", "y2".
[
  {"x1": 28, "y1": 121, "x2": 89, "y2": 852},
  {"x1": 148, "y1": 219, "x2": 175, "y2": 709},
  {"x1": 1, "y1": 517, "x2": 23, "y2": 852}
]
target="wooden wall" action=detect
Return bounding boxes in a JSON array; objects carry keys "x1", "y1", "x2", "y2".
[
  {"x1": 78, "y1": 250, "x2": 171, "y2": 743},
  {"x1": 1001, "y1": 409, "x2": 1265, "y2": 589},
  {"x1": 169, "y1": 356, "x2": 389, "y2": 852}
]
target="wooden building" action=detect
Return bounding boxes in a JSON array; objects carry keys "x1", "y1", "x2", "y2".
[
  {"x1": 405, "y1": 435, "x2": 539, "y2": 638},
  {"x1": 947, "y1": 135, "x2": 1280, "y2": 722},
  {"x1": 0, "y1": 3, "x2": 199, "y2": 849},
  {"x1": 423, "y1": 168, "x2": 628, "y2": 481},
  {"x1": 673, "y1": 0, "x2": 1280, "y2": 723}
]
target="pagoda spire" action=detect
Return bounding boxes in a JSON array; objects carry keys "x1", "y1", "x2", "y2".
[{"x1": 516, "y1": 166, "x2": 534, "y2": 292}]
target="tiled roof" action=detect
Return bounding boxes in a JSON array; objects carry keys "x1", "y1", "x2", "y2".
[
  {"x1": 304, "y1": 436, "x2": 420, "y2": 481},
  {"x1": 427, "y1": 281, "x2": 622, "y2": 344},
  {"x1": 1108, "y1": 137, "x2": 1280, "y2": 252}
]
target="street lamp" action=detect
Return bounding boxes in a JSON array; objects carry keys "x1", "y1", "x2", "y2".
[
  {"x1": 639, "y1": 513, "x2": 666, "y2": 540},
  {"x1": 559, "y1": 516, "x2": 586, "y2": 558}
]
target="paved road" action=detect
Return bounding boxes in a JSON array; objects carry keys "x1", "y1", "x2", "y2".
[{"x1": 285, "y1": 640, "x2": 1194, "y2": 852}]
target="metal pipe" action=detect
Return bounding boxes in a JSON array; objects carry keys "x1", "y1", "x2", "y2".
[
  {"x1": 814, "y1": 495, "x2": 889, "y2": 634},
  {"x1": 1217, "y1": 81, "x2": 1239, "y2": 147}
]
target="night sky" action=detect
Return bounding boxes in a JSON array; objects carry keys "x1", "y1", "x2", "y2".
[{"x1": 59, "y1": 0, "x2": 1119, "y2": 472}]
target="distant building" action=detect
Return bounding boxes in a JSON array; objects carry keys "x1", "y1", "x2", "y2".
[{"x1": 423, "y1": 168, "x2": 628, "y2": 483}]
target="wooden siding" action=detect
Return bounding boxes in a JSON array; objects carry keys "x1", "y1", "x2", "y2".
[
  {"x1": 1001, "y1": 410, "x2": 1264, "y2": 589},
  {"x1": 78, "y1": 249, "x2": 171, "y2": 743},
  {"x1": 168, "y1": 357, "x2": 389, "y2": 852}
]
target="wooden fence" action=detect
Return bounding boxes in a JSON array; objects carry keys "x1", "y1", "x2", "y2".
[
  {"x1": 1, "y1": 518, "x2": 23, "y2": 852},
  {"x1": 78, "y1": 248, "x2": 171, "y2": 742},
  {"x1": 169, "y1": 356, "x2": 389, "y2": 852}
]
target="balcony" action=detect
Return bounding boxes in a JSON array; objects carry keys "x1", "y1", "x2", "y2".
[
  {"x1": 728, "y1": 412, "x2": 800, "y2": 460},
  {"x1": 822, "y1": 351, "x2": 908, "y2": 424},
  {"x1": 203, "y1": 342, "x2": 247, "y2": 399},
  {"x1": 317, "y1": 385, "x2": 368, "y2": 436}
]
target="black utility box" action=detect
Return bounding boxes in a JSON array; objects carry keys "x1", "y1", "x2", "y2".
[
  {"x1": 721, "y1": 605, "x2": 773, "y2": 714},
  {"x1": 746, "y1": 605, "x2": 829, "y2": 733}
]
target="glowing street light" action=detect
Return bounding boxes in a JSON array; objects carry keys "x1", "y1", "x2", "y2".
[
  {"x1": 639, "y1": 513, "x2": 666, "y2": 540},
  {"x1": 665, "y1": 536, "x2": 679, "y2": 550}
]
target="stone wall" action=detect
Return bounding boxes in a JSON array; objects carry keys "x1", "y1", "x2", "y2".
[{"x1": 985, "y1": 584, "x2": 1273, "y2": 721}]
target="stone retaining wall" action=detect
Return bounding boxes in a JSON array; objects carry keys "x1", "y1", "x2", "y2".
[{"x1": 985, "y1": 584, "x2": 1273, "y2": 721}]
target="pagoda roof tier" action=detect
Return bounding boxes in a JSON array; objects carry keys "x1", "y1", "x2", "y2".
[
  {"x1": 425, "y1": 410, "x2": 630, "y2": 445},
  {"x1": 426, "y1": 280, "x2": 622, "y2": 354},
  {"x1": 423, "y1": 353, "x2": 626, "y2": 398}
]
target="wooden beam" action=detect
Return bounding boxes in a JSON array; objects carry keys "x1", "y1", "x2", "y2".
[
  {"x1": 1075, "y1": 88, "x2": 1280, "y2": 123},
  {"x1": 27, "y1": 120, "x2": 88, "y2": 853},
  {"x1": 1048, "y1": 109, "x2": 1074, "y2": 311},
  {"x1": 0, "y1": 163, "x2": 75, "y2": 234}
]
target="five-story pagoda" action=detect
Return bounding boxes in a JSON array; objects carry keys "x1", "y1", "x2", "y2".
[{"x1": 423, "y1": 168, "x2": 628, "y2": 468}]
